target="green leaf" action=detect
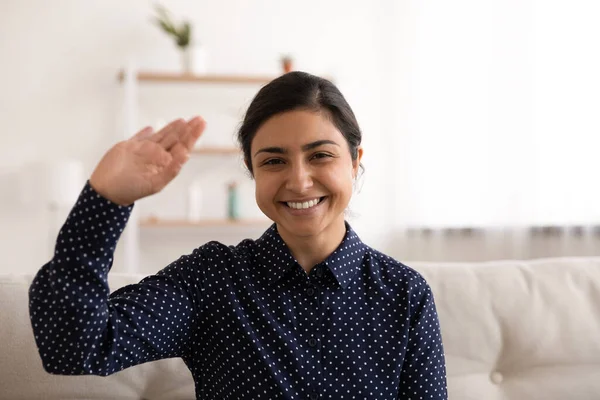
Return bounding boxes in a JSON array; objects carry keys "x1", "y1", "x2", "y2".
[
  {"x1": 153, "y1": 3, "x2": 193, "y2": 48},
  {"x1": 156, "y1": 19, "x2": 176, "y2": 36}
]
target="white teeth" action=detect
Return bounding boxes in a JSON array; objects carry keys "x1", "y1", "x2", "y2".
[{"x1": 287, "y1": 198, "x2": 321, "y2": 210}]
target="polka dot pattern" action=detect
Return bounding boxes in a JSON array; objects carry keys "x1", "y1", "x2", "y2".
[{"x1": 29, "y1": 181, "x2": 448, "y2": 399}]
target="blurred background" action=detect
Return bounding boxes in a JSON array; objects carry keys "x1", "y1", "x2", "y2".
[{"x1": 1, "y1": 0, "x2": 599, "y2": 274}]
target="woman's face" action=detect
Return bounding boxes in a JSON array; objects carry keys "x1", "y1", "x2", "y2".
[{"x1": 250, "y1": 110, "x2": 362, "y2": 240}]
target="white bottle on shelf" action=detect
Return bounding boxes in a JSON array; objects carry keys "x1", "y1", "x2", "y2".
[{"x1": 187, "y1": 179, "x2": 203, "y2": 222}]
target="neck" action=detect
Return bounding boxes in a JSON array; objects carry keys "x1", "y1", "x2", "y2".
[{"x1": 277, "y1": 218, "x2": 347, "y2": 274}]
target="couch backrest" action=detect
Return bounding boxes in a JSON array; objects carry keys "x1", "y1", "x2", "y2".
[
  {"x1": 0, "y1": 273, "x2": 195, "y2": 400},
  {"x1": 2, "y1": 257, "x2": 599, "y2": 399},
  {"x1": 410, "y1": 256, "x2": 600, "y2": 400}
]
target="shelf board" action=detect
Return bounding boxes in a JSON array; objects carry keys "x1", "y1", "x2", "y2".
[
  {"x1": 117, "y1": 70, "x2": 276, "y2": 85},
  {"x1": 140, "y1": 217, "x2": 271, "y2": 228},
  {"x1": 191, "y1": 146, "x2": 241, "y2": 155}
]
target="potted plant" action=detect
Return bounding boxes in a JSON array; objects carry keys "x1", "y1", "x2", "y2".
[{"x1": 154, "y1": 4, "x2": 207, "y2": 74}]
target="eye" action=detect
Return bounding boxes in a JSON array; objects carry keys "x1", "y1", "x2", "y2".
[
  {"x1": 311, "y1": 152, "x2": 333, "y2": 160},
  {"x1": 262, "y1": 158, "x2": 284, "y2": 166}
]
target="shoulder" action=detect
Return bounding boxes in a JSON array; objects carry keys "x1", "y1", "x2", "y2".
[
  {"x1": 183, "y1": 239, "x2": 252, "y2": 267},
  {"x1": 155, "y1": 239, "x2": 256, "y2": 289},
  {"x1": 186, "y1": 238, "x2": 258, "y2": 274},
  {"x1": 364, "y1": 246, "x2": 431, "y2": 291},
  {"x1": 363, "y1": 248, "x2": 438, "y2": 320},
  {"x1": 197, "y1": 239, "x2": 256, "y2": 259}
]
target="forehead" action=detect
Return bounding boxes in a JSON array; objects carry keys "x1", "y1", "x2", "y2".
[{"x1": 250, "y1": 110, "x2": 346, "y2": 152}]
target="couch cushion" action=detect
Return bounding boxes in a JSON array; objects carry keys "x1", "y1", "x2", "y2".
[
  {"x1": 0, "y1": 273, "x2": 195, "y2": 400},
  {"x1": 410, "y1": 257, "x2": 600, "y2": 400}
]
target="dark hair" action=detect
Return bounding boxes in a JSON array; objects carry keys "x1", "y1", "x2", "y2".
[{"x1": 237, "y1": 71, "x2": 363, "y2": 176}]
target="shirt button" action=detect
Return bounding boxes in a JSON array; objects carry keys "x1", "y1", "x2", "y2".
[
  {"x1": 306, "y1": 287, "x2": 315, "y2": 296},
  {"x1": 308, "y1": 338, "x2": 318, "y2": 347},
  {"x1": 315, "y1": 268, "x2": 324, "y2": 278},
  {"x1": 309, "y1": 392, "x2": 319, "y2": 400}
]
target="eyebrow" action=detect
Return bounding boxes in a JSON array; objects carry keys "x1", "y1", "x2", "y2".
[{"x1": 253, "y1": 140, "x2": 339, "y2": 157}]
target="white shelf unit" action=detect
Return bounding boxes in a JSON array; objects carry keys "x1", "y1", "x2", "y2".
[{"x1": 117, "y1": 64, "x2": 277, "y2": 272}]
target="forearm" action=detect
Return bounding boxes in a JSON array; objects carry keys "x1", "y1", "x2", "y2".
[{"x1": 29, "y1": 181, "x2": 133, "y2": 375}]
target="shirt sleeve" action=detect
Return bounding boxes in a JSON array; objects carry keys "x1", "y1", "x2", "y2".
[
  {"x1": 28, "y1": 181, "x2": 205, "y2": 376},
  {"x1": 398, "y1": 277, "x2": 448, "y2": 399}
]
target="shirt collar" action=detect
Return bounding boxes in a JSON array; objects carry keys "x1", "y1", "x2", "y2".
[
  {"x1": 323, "y1": 222, "x2": 368, "y2": 289},
  {"x1": 254, "y1": 224, "x2": 297, "y2": 286},
  {"x1": 254, "y1": 222, "x2": 368, "y2": 289}
]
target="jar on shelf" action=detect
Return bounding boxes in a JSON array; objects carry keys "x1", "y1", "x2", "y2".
[{"x1": 227, "y1": 181, "x2": 240, "y2": 220}]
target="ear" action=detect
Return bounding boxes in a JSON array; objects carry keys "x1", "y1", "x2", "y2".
[{"x1": 352, "y1": 147, "x2": 364, "y2": 178}]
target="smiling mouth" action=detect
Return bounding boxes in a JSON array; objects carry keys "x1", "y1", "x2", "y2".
[{"x1": 283, "y1": 196, "x2": 327, "y2": 210}]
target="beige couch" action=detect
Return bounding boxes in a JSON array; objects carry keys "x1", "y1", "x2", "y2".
[{"x1": 1, "y1": 257, "x2": 599, "y2": 399}]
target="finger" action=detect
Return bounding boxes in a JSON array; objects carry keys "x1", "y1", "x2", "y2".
[
  {"x1": 159, "y1": 122, "x2": 190, "y2": 151},
  {"x1": 150, "y1": 117, "x2": 203, "y2": 187},
  {"x1": 150, "y1": 118, "x2": 186, "y2": 144},
  {"x1": 182, "y1": 117, "x2": 206, "y2": 151},
  {"x1": 130, "y1": 126, "x2": 154, "y2": 141},
  {"x1": 158, "y1": 143, "x2": 189, "y2": 185},
  {"x1": 172, "y1": 140, "x2": 191, "y2": 166}
]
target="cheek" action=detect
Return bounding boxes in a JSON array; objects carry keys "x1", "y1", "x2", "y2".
[
  {"x1": 254, "y1": 175, "x2": 276, "y2": 204},
  {"x1": 322, "y1": 165, "x2": 354, "y2": 197}
]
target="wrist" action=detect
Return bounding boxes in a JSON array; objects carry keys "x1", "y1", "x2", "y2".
[{"x1": 89, "y1": 178, "x2": 131, "y2": 206}]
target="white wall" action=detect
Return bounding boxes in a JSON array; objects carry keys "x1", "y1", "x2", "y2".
[{"x1": 0, "y1": 0, "x2": 395, "y2": 273}]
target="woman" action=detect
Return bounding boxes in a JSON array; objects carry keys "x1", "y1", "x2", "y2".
[{"x1": 29, "y1": 72, "x2": 448, "y2": 399}]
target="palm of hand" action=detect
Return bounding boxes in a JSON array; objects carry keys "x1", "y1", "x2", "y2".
[{"x1": 90, "y1": 117, "x2": 206, "y2": 206}]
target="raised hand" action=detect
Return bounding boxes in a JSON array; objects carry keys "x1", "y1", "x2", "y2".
[{"x1": 89, "y1": 117, "x2": 206, "y2": 206}]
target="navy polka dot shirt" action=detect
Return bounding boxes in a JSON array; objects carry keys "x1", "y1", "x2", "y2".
[{"x1": 29, "y1": 181, "x2": 448, "y2": 399}]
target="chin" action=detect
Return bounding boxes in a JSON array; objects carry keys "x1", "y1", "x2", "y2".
[{"x1": 285, "y1": 222, "x2": 325, "y2": 238}]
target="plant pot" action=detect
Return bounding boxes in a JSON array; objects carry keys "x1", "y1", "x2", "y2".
[
  {"x1": 181, "y1": 44, "x2": 208, "y2": 75},
  {"x1": 282, "y1": 59, "x2": 293, "y2": 73}
]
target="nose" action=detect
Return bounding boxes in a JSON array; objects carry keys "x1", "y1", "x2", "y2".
[{"x1": 285, "y1": 161, "x2": 313, "y2": 193}]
